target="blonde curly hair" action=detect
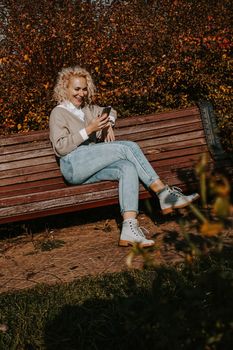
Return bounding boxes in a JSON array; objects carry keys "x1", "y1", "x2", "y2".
[{"x1": 53, "y1": 66, "x2": 96, "y2": 104}]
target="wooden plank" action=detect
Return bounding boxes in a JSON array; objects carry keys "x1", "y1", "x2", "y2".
[
  {"x1": 146, "y1": 145, "x2": 208, "y2": 162},
  {"x1": 149, "y1": 153, "x2": 205, "y2": 168},
  {"x1": 144, "y1": 138, "x2": 207, "y2": 153},
  {"x1": 143, "y1": 142, "x2": 207, "y2": 158},
  {"x1": 114, "y1": 115, "x2": 202, "y2": 136},
  {"x1": 0, "y1": 180, "x2": 117, "y2": 201},
  {"x1": 0, "y1": 131, "x2": 206, "y2": 170},
  {"x1": 0, "y1": 181, "x2": 117, "y2": 207},
  {"x1": 115, "y1": 106, "x2": 199, "y2": 128},
  {"x1": 0, "y1": 140, "x2": 52, "y2": 155},
  {"x1": 116, "y1": 122, "x2": 203, "y2": 141},
  {"x1": 0, "y1": 169, "x2": 62, "y2": 187},
  {"x1": 0, "y1": 155, "x2": 56, "y2": 171},
  {"x1": 137, "y1": 130, "x2": 205, "y2": 149},
  {"x1": 0, "y1": 147, "x2": 54, "y2": 163},
  {"x1": 0, "y1": 163, "x2": 59, "y2": 180},
  {"x1": 0, "y1": 177, "x2": 65, "y2": 194},
  {"x1": 0, "y1": 183, "x2": 66, "y2": 198},
  {"x1": 0, "y1": 130, "x2": 49, "y2": 146},
  {"x1": 0, "y1": 177, "x2": 119, "y2": 198},
  {"x1": 0, "y1": 187, "x2": 120, "y2": 217},
  {"x1": 0, "y1": 196, "x2": 120, "y2": 224}
]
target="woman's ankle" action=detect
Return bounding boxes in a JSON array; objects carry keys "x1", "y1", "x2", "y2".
[
  {"x1": 150, "y1": 179, "x2": 165, "y2": 193},
  {"x1": 122, "y1": 211, "x2": 137, "y2": 221}
]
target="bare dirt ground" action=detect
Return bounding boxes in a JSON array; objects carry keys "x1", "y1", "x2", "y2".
[{"x1": 0, "y1": 204, "x2": 232, "y2": 294}]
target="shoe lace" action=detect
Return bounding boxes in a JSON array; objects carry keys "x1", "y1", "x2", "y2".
[
  {"x1": 130, "y1": 222, "x2": 148, "y2": 238},
  {"x1": 137, "y1": 226, "x2": 149, "y2": 238},
  {"x1": 168, "y1": 186, "x2": 184, "y2": 197}
]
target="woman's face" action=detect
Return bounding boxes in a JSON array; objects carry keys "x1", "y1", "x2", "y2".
[{"x1": 66, "y1": 76, "x2": 88, "y2": 108}]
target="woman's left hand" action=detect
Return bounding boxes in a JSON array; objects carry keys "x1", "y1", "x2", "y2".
[{"x1": 103, "y1": 124, "x2": 115, "y2": 142}]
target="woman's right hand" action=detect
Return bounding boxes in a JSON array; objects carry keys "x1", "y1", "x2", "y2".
[{"x1": 86, "y1": 113, "x2": 110, "y2": 135}]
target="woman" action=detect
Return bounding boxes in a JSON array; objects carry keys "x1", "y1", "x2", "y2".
[{"x1": 49, "y1": 66, "x2": 199, "y2": 248}]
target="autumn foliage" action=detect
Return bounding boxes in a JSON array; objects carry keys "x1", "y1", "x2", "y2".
[{"x1": 1, "y1": 0, "x2": 232, "y2": 151}]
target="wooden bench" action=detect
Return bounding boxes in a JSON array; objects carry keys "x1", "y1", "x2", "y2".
[{"x1": 0, "y1": 101, "x2": 232, "y2": 225}]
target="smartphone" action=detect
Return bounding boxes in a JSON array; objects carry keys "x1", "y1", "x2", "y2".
[{"x1": 101, "y1": 106, "x2": 111, "y2": 117}]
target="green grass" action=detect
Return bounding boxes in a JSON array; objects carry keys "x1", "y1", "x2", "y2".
[{"x1": 0, "y1": 253, "x2": 233, "y2": 350}]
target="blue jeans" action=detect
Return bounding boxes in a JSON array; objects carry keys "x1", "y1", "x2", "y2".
[{"x1": 60, "y1": 141, "x2": 159, "y2": 214}]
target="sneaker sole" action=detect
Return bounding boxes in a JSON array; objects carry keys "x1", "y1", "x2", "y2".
[
  {"x1": 161, "y1": 193, "x2": 200, "y2": 215},
  {"x1": 118, "y1": 240, "x2": 155, "y2": 248}
]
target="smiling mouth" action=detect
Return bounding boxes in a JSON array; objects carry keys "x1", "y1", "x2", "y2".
[
  {"x1": 74, "y1": 96, "x2": 83, "y2": 103},
  {"x1": 74, "y1": 95, "x2": 82, "y2": 100}
]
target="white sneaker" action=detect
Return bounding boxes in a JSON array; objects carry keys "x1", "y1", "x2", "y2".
[
  {"x1": 119, "y1": 219, "x2": 155, "y2": 247},
  {"x1": 158, "y1": 185, "x2": 200, "y2": 214}
]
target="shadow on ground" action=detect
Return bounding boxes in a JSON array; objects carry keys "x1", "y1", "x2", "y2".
[{"x1": 43, "y1": 251, "x2": 233, "y2": 350}]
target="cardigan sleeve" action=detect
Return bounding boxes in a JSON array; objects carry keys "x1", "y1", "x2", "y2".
[{"x1": 49, "y1": 108, "x2": 85, "y2": 157}]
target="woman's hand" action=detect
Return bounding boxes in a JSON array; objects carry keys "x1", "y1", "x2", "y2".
[
  {"x1": 103, "y1": 124, "x2": 115, "y2": 142},
  {"x1": 86, "y1": 113, "x2": 110, "y2": 135}
]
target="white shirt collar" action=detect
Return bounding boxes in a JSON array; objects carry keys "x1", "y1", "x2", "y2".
[{"x1": 57, "y1": 101, "x2": 85, "y2": 121}]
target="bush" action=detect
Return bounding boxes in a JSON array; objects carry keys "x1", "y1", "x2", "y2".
[{"x1": 1, "y1": 0, "x2": 232, "y2": 151}]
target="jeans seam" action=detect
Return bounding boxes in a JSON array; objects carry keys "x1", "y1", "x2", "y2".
[
  {"x1": 119, "y1": 167, "x2": 138, "y2": 214},
  {"x1": 126, "y1": 146, "x2": 159, "y2": 187}
]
